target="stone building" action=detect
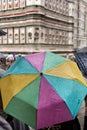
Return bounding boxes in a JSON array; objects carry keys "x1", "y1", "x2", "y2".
[
  {"x1": 0, "y1": 0, "x2": 74, "y2": 56},
  {"x1": 73, "y1": 0, "x2": 87, "y2": 50}
]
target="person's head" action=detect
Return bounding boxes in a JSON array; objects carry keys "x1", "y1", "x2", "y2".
[{"x1": 6, "y1": 54, "x2": 15, "y2": 67}]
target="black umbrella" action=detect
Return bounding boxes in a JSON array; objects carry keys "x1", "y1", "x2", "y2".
[
  {"x1": 0, "y1": 30, "x2": 7, "y2": 36},
  {"x1": 78, "y1": 47, "x2": 87, "y2": 53},
  {"x1": 74, "y1": 52, "x2": 87, "y2": 78}
]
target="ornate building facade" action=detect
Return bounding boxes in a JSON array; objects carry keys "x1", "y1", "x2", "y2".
[
  {"x1": 0, "y1": 0, "x2": 74, "y2": 55},
  {"x1": 73, "y1": 0, "x2": 87, "y2": 50}
]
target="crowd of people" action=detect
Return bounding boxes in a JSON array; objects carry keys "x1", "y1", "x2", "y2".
[{"x1": 0, "y1": 53, "x2": 87, "y2": 130}]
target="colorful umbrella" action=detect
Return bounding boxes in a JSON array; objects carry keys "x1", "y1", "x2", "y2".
[{"x1": 0, "y1": 52, "x2": 87, "y2": 130}]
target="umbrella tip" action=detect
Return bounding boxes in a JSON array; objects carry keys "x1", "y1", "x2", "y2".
[{"x1": 40, "y1": 72, "x2": 43, "y2": 76}]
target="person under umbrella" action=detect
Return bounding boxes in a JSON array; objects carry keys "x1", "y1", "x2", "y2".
[
  {"x1": 6, "y1": 54, "x2": 15, "y2": 69},
  {"x1": 0, "y1": 115, "x2": 12, "y2": 130}
]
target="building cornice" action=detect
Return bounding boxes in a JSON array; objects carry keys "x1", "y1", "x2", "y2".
[
  {"x1": 0, "y1": 6, "x2": 73, "y2": 24},
  {"x1": 0, "y1": 44, "x2": 74, "y2": 54}
]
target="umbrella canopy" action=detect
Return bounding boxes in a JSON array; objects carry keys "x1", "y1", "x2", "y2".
[
  {"x1": 78, "y1": 47, "x2": 87, "y2": 52},
  {"x1": 74, "y1": 52, "x2": 87, "y2": 78},
  {"x1": 0, "y1": 52, "x2": 87, "y2": 130},
  {"x1": 0, "y1": 30, "x2": 7, "y2": 36}
]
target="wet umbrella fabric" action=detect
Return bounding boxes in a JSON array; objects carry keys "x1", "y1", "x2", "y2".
[{"x1": 0, "y1": 52, "x2": 87, "y2": 130}]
